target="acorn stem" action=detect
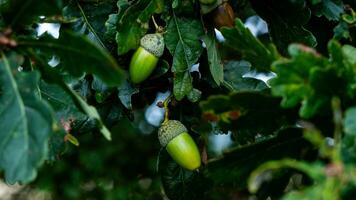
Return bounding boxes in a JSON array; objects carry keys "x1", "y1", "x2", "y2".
[
  {"x1": 163, "y1": 95, "x2": 172, "y2": 123},
  {"x1": 151, "y1": 16, "x2": 159, "y2": 29},
  {"x1": 152, "y1": 15, "x2": 164, "y2": 33}
]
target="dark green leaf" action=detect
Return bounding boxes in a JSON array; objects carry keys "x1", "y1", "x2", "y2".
[
  {"x1": 159, "y1": 151, "x2": 211, "y2": 200},
  {"x1": 165, "y1": 17, "x2": 204, "y2": 72},
  {"x1": 40, "y1": 80, "x2": 86, "y2": 160},
  {"x1": 92, "y1": 76, "x2": 112, "y2": 103},
  {"x1": 187, "y1": 88, "x2": 202, "y2": 102},
  {"x1": 165, "y1": 16, "x2": 204, "y2": 99},
  {"x1": 173, "y1": 71, "x2": 193, "y2": 101},
  {"x1": 250, "y1": 0, "x2": 317, "y2": 54},
  {"x1": 342, "y1": 134, "x2": 356, "y2": 164},
  {"x1": 40, "y1": 80, "x2": 86, "y2": 124},
  {"x1": 64, "y1": 83, "x2": 113, "y2": 140},
  {"x1": 63, "y1": 0, "x2": 117, "y2": 49},
  {"x1": 27, "y1": 52, "x2": 113, "y2": 140},
  {"x1": 344, "y1": 107, "x2": 356, "y2": 136},
  {"x1": 313, "y1": 0, "x2": 344, "y2": 21},
  {"x1": 0, "y1": 52, "x2": 55, "y2": 183},
  {"x1": 115, "y1": 0, "x2": 164, "y2": 55},
  {"x1": 150, "y1": 59, "x2": 170, "y2": 79},
  {"x1": 117, "y1": 79, "x2": 139, "y2": 110},
  {"x1": 104, "y1": 0, "x2": 130, "y2": 44},
  {"x1": 207, "y1": 128, "x2": 309, "y2": 189},
  {"x1": 201, "y1": 33, "x2": 224, "y2": 86},
  {"x1": 223, "y1": 61, "x2": 268, "y2": 92},
  {"x1": 333, "y1": 22, "x2": 350, "y2": 40},
  {"x1": 200, "y1": 92, "x2": 298, "y2": 143},
  {"x1": 249, "y1": 159, "x2": 325, "y2": 193},
  {"x1": 221, "y1": 19, "x2": 278, "y2": 71},
  {"x1": 18, "y1": 31, "x2": 125, "y2": 87},
  {"x1": 0, "y1": 0, "x2": 62, "y2": 29}
]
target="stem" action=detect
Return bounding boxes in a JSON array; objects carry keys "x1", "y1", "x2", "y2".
[
  {"x1": 151, "y1": 16, "x2": 159, "y2": 30},
  {"x1": 151, "y1": 15, "x2": 164, "y2": 33},
  {"x1": 332, "y1": 97, "x2": 342, "y2": 145},
  {"x1": 163, "y1": 95, "x2": 172, "y2": 123},
  {"x1": 332, "y1": 96, "x2": 343, "y2": 162}
]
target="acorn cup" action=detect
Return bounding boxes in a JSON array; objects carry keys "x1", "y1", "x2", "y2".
[
  {"x1": 158, "y1": 120, "x2": 201, "y2": 171},
  {"x1": 129, "y1": 33, "x2": 164, "y2": 84}
]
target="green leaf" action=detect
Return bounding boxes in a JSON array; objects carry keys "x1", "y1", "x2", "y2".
[
  {"x1": 40, "y1": 80, "x2": 85, "y2": 160},
  {"x1": 342, "y1": 45, "x2": 356, "y2": 70},
  {"x1": 0, "y1": 52, "x2": 55, "y2": 183},
  {"x1": 250, "y1": 0, "x2": 317, "y2": 54},
  {"x1": 342, "y1": 134, "x2": 356, "y2": 164},
  {"x1": 47, "y1": 128, "x2": 66, "y2": 162},
  {"x1": 173, "y1": 71, "x2": 193, "y2": 101},
  {"x1": 223, "y1": 61, "x2": 268, "y2": 92},
  {"x1": 165, "y1": 17, "x2": 204, "y2": 72},
  {"x1": 40, "y1": 81, "x2": 85, "y2": 122},
  {"x1": 92, "y1": 76, "x2": 112, "y2": 103},
  {"x1": 187, "y1": 88, "x2": 202, "y2": 102},
  {"x1": 333, "y1": 11, "x2": 356, "y2": 40},
  {"x1": 27, "y1": 52, "x2": 113, "y2": 140},
  {"x1": 105, "y1": 0, "x2": 130, "y2": 44},
  {"x1": 344, "y1": 107, "x2": 356, "y2": 136},
  {"x1": 207, "y1": 128, "x2": 309, "y2": 189},
  {"x1": 269, "y1": 41, "x2": 344, "y2": 118},
  {"x1": 248, "y1": 159, "x2": 325, "y2": 193},
  {"x1": 115, "y1": 0, "x2": 164, "y2": 55},
  {"x1": 221, "y1": 19, "x2": 278, "y2": 71},
  {"x1": 313, "y1": 0, "x2": 344, "y2": 21},
  {"x1": 18, "y1": 31, "x2": 125, "y2": 87},
  {"x1": 117, "y1": 79, "x2": 139, "y2": 110},
  {"x1": 269, "y1": 41, "x2": 355, "y2": 118},
  {"x1": 159, "y1": 151, "x2": 211, "y2": 200},
  {"x1": 333, "y1": 22, "x2": 350, "y2": 40},
  {"x1": 282, "y1": 185, "x2": 336, "y2": 200},
  {"x1": 0, "y1": 0, "x2": 62, "y2": 29},
  {"x1": 63, "y1": 0, "x2": 117, "y2": 49},
  {"x1": 200, "y1": 92, "x2": 298, "y2": 144},
  {"x1": 63, "y1": 84, "x2": 112, "y2": 140},
  {"x1": 165, "y1": 17, "x2": 204, "y2": 100},
  {"x1": 201, "y1": 33, "x2": 224, "y2": 86},
  {"x1": 151, "y1": 59, "x2": 170, "y2": 79}
]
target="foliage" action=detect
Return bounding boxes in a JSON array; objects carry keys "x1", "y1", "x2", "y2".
[{"x1": 0, "y1": 0, "x2": 355, "y2": 199}]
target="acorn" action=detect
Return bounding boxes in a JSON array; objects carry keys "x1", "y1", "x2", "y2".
[
  {"x1": 200, "y1": 0, "x2": 235, "y2": 29},
  {"x1": 211, "y1": 2, "x2": 235, "y2": 29},
  {"x1": 158, "y1": 120, "x2": 201, "y2": 171},
  {"x1": 129, "y1": 33, "x2": 164, "y2": 84}
]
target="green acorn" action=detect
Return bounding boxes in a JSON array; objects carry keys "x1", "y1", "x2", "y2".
[
  {"x1": 158, "y1": 120, "x2": 201, "y2": 171},
  {"x1": 129, "y1": 33, "x2": 164, "y2": 84}
]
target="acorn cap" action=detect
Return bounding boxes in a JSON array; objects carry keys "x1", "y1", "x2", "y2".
[
  {"x1": 140, "y1": 33, "x2": 164, "y2": 58},
  {"x1": 158, "y1": 120, "x2": 188, "y2": 147}
]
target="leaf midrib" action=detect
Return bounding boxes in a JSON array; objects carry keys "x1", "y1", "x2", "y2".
[
  {"x1": 172, "y1": 13, "x2": 191, "y2": 73},
  {"x1": 0, "y1": 52, "x2": 27, "y2": 153},
  {"x1": 17, "y1": 40, "x2": 117, "y2": 68}
]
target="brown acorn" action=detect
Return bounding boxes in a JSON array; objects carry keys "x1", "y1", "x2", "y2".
[
  {"x1": 200, "y1": 0, "x2": 235, "y2": 29},
  {"x1": 211, "y1": 2, "x2": 235, "y2": 29}
]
